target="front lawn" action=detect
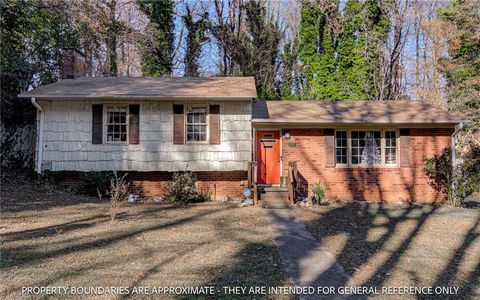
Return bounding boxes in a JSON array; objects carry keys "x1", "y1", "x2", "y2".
[
  {"x1": 0, "y1": 177, "x2": 290, "y2": 299},
  {"x1": 294, "y1": 203, "x2": 480, "y2": 299}
]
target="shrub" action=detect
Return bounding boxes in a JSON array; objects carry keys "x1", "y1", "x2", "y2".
[
  {"x1": 167, "y1": 172, "x2": 210, "y2": 203},
  {"x1": 311, "y1": 181, "x2": 326, "y2": 205},
  {"x1": 79, "y1": 171, "x2": 114, "y2": 198},
  {"x1": 424, "y1": 148, "x2": 453, "y2": 200},
  {"x1": 425, "y1": 146, "x2": 480, "y2": 205},
  {"x1": 455, "y1": 146, "x2": 480, "y2": 201},
  {"x1": 109, "y1": 171, "x2": 129, "y2": 223}
]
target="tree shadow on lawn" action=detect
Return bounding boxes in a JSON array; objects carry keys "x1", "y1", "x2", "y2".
[
  {"x1": 1, "y1": 203, "x2": 189, "y2": 245},
  {"x1": 171, "y1": 214, "x2": 292, "y2": 300},
  {"x1": 2, "y1": 204, "x2": 292, "y2": 300},
  {"x1": 0, "y1": 205, "x2": 226, "y2": 271},
  {"x1": 295, "y1": 202, "x2": 479, "y2": 299}
]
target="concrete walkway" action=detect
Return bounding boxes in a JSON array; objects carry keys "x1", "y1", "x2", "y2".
[{"x1": 265, "y1": 208, "x2": 367, "y2": 300}]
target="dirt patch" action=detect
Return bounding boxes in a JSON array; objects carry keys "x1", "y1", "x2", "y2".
[
  {"x1": 294, "y1": 202, "x2": 480, "y2": 299},
  {"x1": 1, "y1": 177, "x2": 292, "y2": 299}
]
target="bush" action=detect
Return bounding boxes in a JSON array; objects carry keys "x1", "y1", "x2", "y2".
[
  {"x1": 455, "y1": 146, "x2": 480, "y2": 201},
  {"x1": 425, "y1": 146, "x2": 480, "y2": 205},
  {"x1": 79, "y1": 171, "x2": 114, "y2": 198},
  {"x1": 311, "y1": 181, "x2": 326, "y2": 205},
  {"x1": 424, "y1": 148, "x2": 453, "y2": 200},
  {"x1": 109, "y1": 171, "x2": 129, "y2": 223},
  {"x1": 167, "y1": 172, "x2": 210, "y2": 203}
]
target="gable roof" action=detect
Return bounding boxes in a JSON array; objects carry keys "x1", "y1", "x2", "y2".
[
  {"x1": 252, "y1": 100, "x2": 464, "y2": 125},
  {"x1": 18, "y1": 77, "x2": 257, "y2": 100}
]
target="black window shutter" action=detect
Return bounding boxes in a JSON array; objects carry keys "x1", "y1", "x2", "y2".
[
  {"x1": 173, "y1": 104, "x2": 184, "y2": 144},
  {"x1": 129, "y1": 104, "x2": 140, "y2": 144},
  {"x1": 324, "y1": 129, "x2": 335, "y2": 167},
  {"x1": 400, "y1": 129, "x2": 411, "y2": 167},
  {"x1": 209, "y1": 105, "x2": 220, "y2": 144},
  {"x1": 92, "y1": 104, "x2": 103, "y2": 144}
]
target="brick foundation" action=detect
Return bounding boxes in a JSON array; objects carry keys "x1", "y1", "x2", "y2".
[
  {"x1": 128, "y1": 171, "x2": 247, "y2": 200},
  {"x1": 59, "y1": 171, "x2": 247, "y2": 200},
  {"x1": 281, "y1": 128, "x2": 454, "y2": 203}
]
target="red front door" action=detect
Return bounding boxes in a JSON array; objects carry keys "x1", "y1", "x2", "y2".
[{"x1": 256, "y1": 131, "x2": 280, "y2": 184}]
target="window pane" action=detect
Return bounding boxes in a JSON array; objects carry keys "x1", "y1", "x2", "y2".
[
  {"x1": 359, "y1": 140, "x2": 365, "y2": 147},
  {"x1": 351, "y1": 130, "x2": 381, "y2": 165},
  {"x1": 385, "y1": 131, "x2": 397, "y2": 164},
  {"x1": 335, "y1": 131, "x2": 347, "y2": 164},
  {"x1": 199, "y1": 113, "x2": 206, "y2": 123},
  {"x1": 186, "y1": 107, "x2": 208, "y2": 142},
  {"x1": 106, "y1": 107, "x2": 127, "y2": 143}
]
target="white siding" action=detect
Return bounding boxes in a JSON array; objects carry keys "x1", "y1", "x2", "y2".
[{"x1": 38, "y1": 100, "x2": 252, "y2": 172}]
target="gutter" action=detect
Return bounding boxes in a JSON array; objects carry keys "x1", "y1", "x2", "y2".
[
  {"x1": 31, "y1": 98, "x2": 44, "y2": 173},
  {"x1": 451, "y1": 122, "x2": 464, "y2": 167}
]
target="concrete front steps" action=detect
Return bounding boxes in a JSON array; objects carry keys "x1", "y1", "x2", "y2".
[{"x1": 258, "y1": 185, "x2": 290, "y2": 208}]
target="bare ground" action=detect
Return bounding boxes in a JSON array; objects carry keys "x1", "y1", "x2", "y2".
[
  {"x1": 294, "y1": 202, "x2": 480, "y2": 299},
  {"x1": 0, "y1": 176, "x2": 291, "y2": 299}
]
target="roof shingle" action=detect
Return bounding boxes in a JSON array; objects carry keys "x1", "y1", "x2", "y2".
[
  {"x1": 18, "y1": 77, "x2": 257, "y2": 100},
  {"x1": 252, "y1": 100, "x2": 464, "y2": 124}
]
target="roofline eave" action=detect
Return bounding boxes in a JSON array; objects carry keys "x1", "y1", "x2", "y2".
[
  {"x1": 251, "y1": 119, "x2": 465, "y2": 126},
  {"x1": 17, "y1": 95, "x2": 256, "y2": 101}
]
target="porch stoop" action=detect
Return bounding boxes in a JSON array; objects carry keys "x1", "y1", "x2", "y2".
[{"x1": 257, "y1": 186, "x2": 290, "y2": 208}]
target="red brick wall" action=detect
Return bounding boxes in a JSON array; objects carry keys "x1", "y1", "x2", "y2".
[
  {"x1": 127, "y1": 171, "x2": 247, "y2": 200},
  {"x1": 59, "y1": 171, "x2": 247, "y2": 200},
  {"x1": 281, "y1": 128, "x2": 454, "y2": 203}
]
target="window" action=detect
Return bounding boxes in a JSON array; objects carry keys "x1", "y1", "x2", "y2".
[
  {"x1": 335, "y1": 130, "x2": 398, "y2": 167},
  {"x1": 351, "y1": 131, "x2": 381, "y2": 165},
  {"x1": 186, "y1": 106, "x2": 207, "y2": 142},
  {"x1": 335, "y1": 131, "x2": 347, "y2": 164},
  {"x1": 385, "y1": 131, "x2": 397, "y2": 164},
  {"x1": 106, "y1": 106, "x2": 127, "y2": 142}
]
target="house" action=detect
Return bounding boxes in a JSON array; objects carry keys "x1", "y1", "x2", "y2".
[{"x1": 18, "y1": 50, "x2": 464, "y2": 203}]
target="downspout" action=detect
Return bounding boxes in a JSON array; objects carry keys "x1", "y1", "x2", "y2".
[
  {"x1": 31, "y1": 98, "x2": 44, "y2": 173},
  {"x1": 450, "y1": 122, "x2": 464, "y2": 203},
  {"x1": 451, "y1": 122, "x2": 464, "y2": 167}
]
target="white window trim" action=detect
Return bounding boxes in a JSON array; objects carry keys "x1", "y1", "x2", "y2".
[
  {"x1": 334, "y1": 129, "x2": 399, "y2": 168},
  {"x1": 185, "y1": 105, "x2": 209, "y2": 144},
  {"x1": 104, "y1": 104, "x2": 129, "y2": 144}
]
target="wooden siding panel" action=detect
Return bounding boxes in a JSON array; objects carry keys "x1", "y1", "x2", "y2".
[{"x1": 38, "y1": 100, "x2": 251, "y2": 172}]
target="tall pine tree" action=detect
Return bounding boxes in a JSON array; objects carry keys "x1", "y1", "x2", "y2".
[
  {"x1": 299, "y1": 0, "x2": 341, "y2": 100},
  {"x1": 138, "y1": 0, "x2": 174, "y2": 76},
  {"x1": 183, "y1": 6, "x2": 209, "y2": 77},
  {"x1": 241, "y1": 0, "x2": 282, "y2": 99},
  {"x1": 439, "y1": 0, "x2": 480, "y2": 151},
  {"x1": 0, "y1": 0, "x2": 78, "y2": 126},
  {"x1": 298, "y1": 0, "x2": 389, "y2": 100}
]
